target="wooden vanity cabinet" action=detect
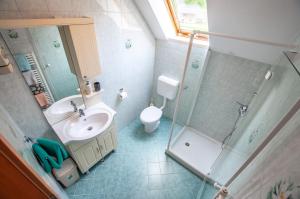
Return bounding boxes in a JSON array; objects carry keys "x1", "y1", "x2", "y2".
[
  {"x1": 96, "y1": 125, "x2": 117, "y2": 158},
  {"x1": 66, "y1": 122, "x2": 117, "y2": 174},
  {"x1": 72, "y1": 139, "x2": 102, "y2": 172}
]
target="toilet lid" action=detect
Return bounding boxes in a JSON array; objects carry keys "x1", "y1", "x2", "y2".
[{"x1": 140, "y1": 106, "x2": 162, "y2": 123}]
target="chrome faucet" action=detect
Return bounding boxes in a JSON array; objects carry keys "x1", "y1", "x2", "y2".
[
  {"x1": 70, "y1": 100, "x2": 78, "y2": 112},
  {"x1": 78, "y1": 108, "x2": 85, "y2": 117}
]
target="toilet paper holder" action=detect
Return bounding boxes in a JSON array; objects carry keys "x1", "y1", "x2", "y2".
[{"x1": 118, "y1": 88, "x2": 128, "y2": 100}]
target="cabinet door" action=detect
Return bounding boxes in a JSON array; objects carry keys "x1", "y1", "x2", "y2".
[
  {"x1": 110, "y1": 125, "x2": 117, "y2": 148},
  {"x1": 62, "y1": 24, "x2": 101, "y2": 79},
  {"x1": 103, "y1": 132, "x2": 114, "y2": 154},
  {"x1": 97, "y1": 137, "x2": 107, "y2": 157},
  {"x1": 74, "y1": 140, "x2": 101, "y2": 173}
]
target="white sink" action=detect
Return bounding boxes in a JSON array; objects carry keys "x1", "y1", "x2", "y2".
[
  {"x1": 62, "y1": 108, "x2": 113, "y2": 142},
  {"x1": 48, "y1": 95, "x2": 83, "y2": 115},
  {"x1": 44, "y1": 95, "x2": 84, "y2": 125},
  {"x1": 51, "y1": 102, "x2": 116, "y2": 144}
]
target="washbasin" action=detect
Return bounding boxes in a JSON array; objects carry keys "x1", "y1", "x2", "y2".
[
  {"x1": 63, "y1": 108, "x2": 113, "y2": 141},
  {"x1": 44, "y1": 95, "x2": 84, "y2": 125},
  {"x1": 47, "y1": 95, "x2": 83, "y2": 116}
]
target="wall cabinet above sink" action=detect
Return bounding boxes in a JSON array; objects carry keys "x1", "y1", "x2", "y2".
[{"x1": 59, "y1": 24, "x2": 101, "y2": 79}]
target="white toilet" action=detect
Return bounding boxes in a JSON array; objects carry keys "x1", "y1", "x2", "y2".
[{"x1": 140, "y1": 75, "x2": 179, "y2": 133}]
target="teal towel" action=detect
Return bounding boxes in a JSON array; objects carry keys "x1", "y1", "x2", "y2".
[
  {"x1": 32, "y1": 138, "x2": 69, "y2": 173},
  {"x1": 32, "y1": 143, "x2": 59, "y2": 173},
  {"x1": 32, "y1": 143, "x2": 51, "y2": 173},
  {"x1": 37, "y1": 138, "x2": 69, "y2": 165},
  {"x1": 14, "y1": 54, "x2": 31, "y2": 72}
]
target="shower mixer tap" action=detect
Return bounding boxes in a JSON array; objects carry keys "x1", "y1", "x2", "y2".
[
  {"x1": 236, "y1": 101, "x2": 248, "y2": 117},
  {"x1": 221, "y1": 101, "x2": 249, "y2": 148}
]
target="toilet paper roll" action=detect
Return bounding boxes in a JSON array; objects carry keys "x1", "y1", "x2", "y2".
[{"x1": 119, "y1": 91, "x2": 128, "y2": 100}]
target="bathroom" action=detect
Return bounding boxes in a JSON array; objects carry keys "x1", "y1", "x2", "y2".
[{"x1": 0, "y1": 0, "x2": 300, "y2": 199}]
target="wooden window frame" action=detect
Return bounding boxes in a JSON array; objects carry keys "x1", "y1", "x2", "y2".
[{"x1": 165, "y1": 0, "x2": 208, "y2": 41}]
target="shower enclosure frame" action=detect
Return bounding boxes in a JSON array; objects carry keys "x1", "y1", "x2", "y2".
[{"x1": 165, "y1": 31, "x2": 300, "y2": 189}]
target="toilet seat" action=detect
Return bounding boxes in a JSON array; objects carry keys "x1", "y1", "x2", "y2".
[{"x1": 140, "y1": 106, "x2": 162, "y2": 123}]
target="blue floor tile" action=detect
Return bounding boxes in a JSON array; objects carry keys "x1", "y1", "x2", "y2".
[{"x1": 66, "y1": 117, "x2": 216, "y2": 199}]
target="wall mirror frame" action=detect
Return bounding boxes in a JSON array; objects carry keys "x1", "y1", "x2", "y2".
[{"x1": 0, "y1": 18, "x2": 102, "y2": 125}]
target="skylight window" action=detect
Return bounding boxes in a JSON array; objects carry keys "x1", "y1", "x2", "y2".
[{"x1": 166, "y1": 0, "x2": 208, "y2": 39}]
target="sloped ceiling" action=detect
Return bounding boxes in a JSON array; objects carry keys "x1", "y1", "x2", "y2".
[
  {"x1": 207, "y1": 0, "x2": 300, "y2": 64},
  {"x1": 133, "y1": 0, "x2": 175, "y2": 39},
  {"x1": 135, "y1": 0, "x2": 300, "y2": 64}
]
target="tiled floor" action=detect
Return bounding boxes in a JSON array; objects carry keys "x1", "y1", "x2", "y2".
[{"x1": 66, "y1": 117, "x2": 216, "y2": 199}]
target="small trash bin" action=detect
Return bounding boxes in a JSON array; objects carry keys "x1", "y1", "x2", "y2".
[{"x1": 53, "y1": 158, "x2": 79, "y2": 187}]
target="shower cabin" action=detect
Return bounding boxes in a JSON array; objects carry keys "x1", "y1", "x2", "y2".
[{"x1": 165, "y1": 32, "x2": 300, "y2": 198}]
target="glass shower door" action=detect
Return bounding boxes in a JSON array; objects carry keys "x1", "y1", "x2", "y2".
[{"x1": 207, "y1": 51, "x2": 300, "y2": 193}]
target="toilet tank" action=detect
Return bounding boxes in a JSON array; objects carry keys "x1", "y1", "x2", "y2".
[{"x1": 157, "y1": 75, "x2": 179, "y2": 100}]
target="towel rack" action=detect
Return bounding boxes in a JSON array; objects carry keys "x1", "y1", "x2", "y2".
[{"x1": 24, "y1": 53, "x2": 54, "y2": 104}]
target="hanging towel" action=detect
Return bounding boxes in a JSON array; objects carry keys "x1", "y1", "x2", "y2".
[
  {"x1": 22, "y1": 70, "x2": 37, "y2": 85},
  {"x1": 32, "y1": 143, "x2": 61, "y2": 173},
  {"x1": 34, "y1": 93, "x2": 49, "y2": 108},
  {"x1": 37, "y1": 138, "x2": 69, "y2": 165},
  {"x1": 14, "y1": 54, "x2": 31, "y2": 72},
  {"x1": 32, "y1": 143, "x2": 52, "y2": 173},
  {"x1": 32, "y1": 138, "x2": 69, "y2": 173}
]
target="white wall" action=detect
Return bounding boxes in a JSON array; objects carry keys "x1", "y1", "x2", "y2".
[
  {"x1": 0, "y1": 0, "x2": 156, "y2": 130},
  {"x1": 189, "y1": 51, "x2": 270, "y2": 142},
  {"x1": 152, "y1": 39, "x2": 208, "y2": 122},
  {"x1": 207, "y1": 0, "x2": 300, "y2": 65}
]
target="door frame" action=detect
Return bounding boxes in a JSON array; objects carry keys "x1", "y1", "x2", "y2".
[{"x1": 0, "y1": 134, "x2": 58, "y2": 199}]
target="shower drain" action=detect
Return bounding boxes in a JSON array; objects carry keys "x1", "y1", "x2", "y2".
[{"x1": 185, "y1": 142, "x2": 190, "y2": 147}]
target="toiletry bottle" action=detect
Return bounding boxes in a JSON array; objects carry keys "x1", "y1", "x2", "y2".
[
  {"x1": 85, "y1": 81, "x2": 93, "y2": 95},
  {"x1": 94, "y1": 81, "x2": 101, "y2": 92}
]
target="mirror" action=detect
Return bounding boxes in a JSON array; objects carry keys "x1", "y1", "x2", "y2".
[{"x1": 0, "y1": 26, "x2": 84, "y2": 124}]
